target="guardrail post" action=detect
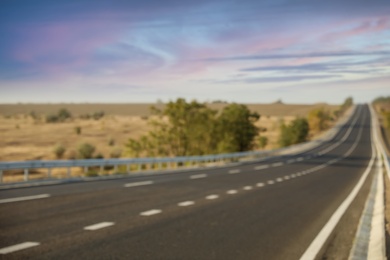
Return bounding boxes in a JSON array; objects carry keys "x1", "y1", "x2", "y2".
[
  {"x1": 138, "y1": 164, "x2": 142, "y2": 171},
  {"x1": 126, "y1": 164, "x2": 130, "y2": 173},
  {"x1": 0, "y1": 170, "x2": 3, "y2": 183},
  {"x1": 158, "y1": 162, "x2": 162, "y2": 170},
  {"x1": 24, "y1": 168, "x2": 29, "y2": 181},
  {"x1": 67, "y1": 167, "x2": 71, "y2": 178},
  {"x1": 100, "y1": 165, "x2": 104, "y2": 175},
  {"x1": 114, "y1": 164, "x2": 118, "y2": 173},
  {"x1": 84, "y1": 166, "x2": 88, "y2": 174},
  {"x1": 47, "y1": 168, "x2": 51, "y2": 178}
]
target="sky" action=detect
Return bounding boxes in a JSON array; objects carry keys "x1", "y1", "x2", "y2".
[{"x1": 1, "y1": 0, "x2": 389, "y2": 104}]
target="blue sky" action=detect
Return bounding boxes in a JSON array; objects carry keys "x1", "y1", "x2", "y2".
[{"x1": 1, "y1": 0, "x2": 389, "y2": 104}]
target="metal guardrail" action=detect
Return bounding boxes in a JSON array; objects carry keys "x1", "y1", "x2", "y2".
[
  {"x1": 370, "y1": 104, "x2": 390, "y2": 179},
  {"x1": 0, "y1": 106, "x2": 356, "y2": 184}
]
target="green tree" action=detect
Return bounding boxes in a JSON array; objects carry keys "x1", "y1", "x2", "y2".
[
  {"x1": 53, "y1": 143, "x2": 66, "y2": 159},
  {"x1": 308, "y1": 108, "x2": 331, "y2": 133},
  {"x1": 279, "y1": 118, "x2": 309, "y2": 147},
  {"x1": 258, "y1": 136, "x2": 268, "y2": 149}
]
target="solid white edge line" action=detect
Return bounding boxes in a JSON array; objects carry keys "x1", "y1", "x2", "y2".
[
  {"x1": 0, "y1": 194, "x2": 50, "y2": 204},
  {"x1": 124, "y1": 181, "x2": 154, "y2": 188},
  {"x1": 0, "y1": 242, "x2": 40, "y2": 255},
  {"x1": 300, "y1": 142, "x2": 375, "y2": 260},
  {"x1": 190, "y1": 174, "x2": 207, "y2": 179},
  {"x1": 84, "y1": 222, "x2": 114, "y2": 231},
  {"x1": 140, "y1": 209, "x2": 162, "y2": 216},
  {"x1": 178, "y1": 201, "x2": 195, "y2": 207},
  {"x1": 206, "y1": 194, "x2": 219, "y2": 200}
]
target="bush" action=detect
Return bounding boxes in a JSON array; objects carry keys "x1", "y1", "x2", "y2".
[
  {"x1": 95, "y1": 153, "x2": 104, "y2": 159},
  {"x1": 108, "y1": 137, "x2": 115, "y2": 146},
  {"x1": 46, "y1": 114, "x2": 59, "y2": 123},
  {"x1": 110, "y1": 148, "x2": 122, "y2": 158},
  {"x1": 74, "y1": 126, "x2": 82, "y2": 135},
  {"x1": 92, "y1": 111, "x2": 105, "y2": 120},
  {"x1": 77, "y1": 143, "x2": 96, "y2": 159},
  {"x1": 53, "y1": 144, "x2": 66, "y2": 159},
  {"x1": 46, "y1": 108, "x2": 72, "y2": 123},
  {"x1": 258, "y1": 136, "x2": 268, "y2": 149},
  {"x1": 279, "y1": 118, "x2": 309, "y2": 147}
]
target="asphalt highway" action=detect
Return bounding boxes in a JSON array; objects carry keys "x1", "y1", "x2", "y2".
[{"x1": 0, "y1": 105, "x2": 374, "y2": 259}]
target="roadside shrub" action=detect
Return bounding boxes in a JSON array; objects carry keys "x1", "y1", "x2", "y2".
[
  {"x1": 46, "y1": 108, "x2": 72, "y2": 123},
  {"x1": 108, "y1": 137, "x2": 115, "y2": 146},
  {"x1": 110, "y1": 148, "x2": 122, "y2": 158},
  {"x1": 53, "y1": 144, "x2": 66, "y2": 159},
  {"x1": 258, "y1": 136, "x2": 268, "y2": 149},
  {"x1": 94, "y1": 152, "x2": 104, "y2": 159},
  {"x1": 46, "y1": 114, "x2": 59, "y2": 123},
  {"x1": 279, "y1": 118, "x2": 309, "y2": 147},
  {"x1": 77, "y1": 143, "x2": 96, "y2": 159},
  {"x1": 74, "y1": 126, "x2": 82, "y2": 135}
]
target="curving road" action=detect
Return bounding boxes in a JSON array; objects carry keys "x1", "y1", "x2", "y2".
[{"x1": 0, "y1": 105, "x2": 374, "y2": 259}]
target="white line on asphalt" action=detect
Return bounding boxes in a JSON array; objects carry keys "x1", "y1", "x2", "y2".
[
  {"x1": 287, "y1": 159, "x2": 296, "y2": 164},
  {"x1": 291, "y1": 174, "x2": 296, "y2": 178},
  {"x1": 84, "y1": 222, "x2": 114, "y2": 231},
  {"x1": 140, "y1": 209, "x2": 162, "y2": 216},
  {"x1": 0, "y1": 194, "x2": 50, "y2": 204},
  {"x1": 297, "y1": 157, "x2": 304, "y2": 162},
  {"x1": 243, "y1": 186, "x2": 253, "y2": 190},
  {"x1": 267, "y1": 180, "x2": 275, "y2": 185},
  {"x1": 124, "y1": 181, "x2": 154, "y2": 188},
  {"x1": 284, "y1": 176, "x2": 290, "y2": 180},
  {"x1": 190, "y1": 174, "x2": 207, "y2": 179},
  {"x1": 206, "y1": 195, "x2": 219, "y2": 200},
  {"x1": 178, "y1": 201, "x2": 195, "y2": 207},
  {"x1": 254, "y1": 165, "x2": 269, "y2": 170},
  {"x1": 272, "y1": 162, "x2": 284, "y2": 167},
  {"x1": 276, "y1": 178, "x2": 283, "y2": 182},
  {"x1": 296, "y1": 173, "x2": 302, "y2": 176},
  {"x1": 256, "y1": 182, "x2": 265, "y2": 187},
  {"x1": 228, "y1": 169, "x2": 241, "y2": 174},
  {"x1": 0, "y1": 242, "x2": 40, "y2": 255},
  {"x1": 227, "y1": 190, "x2": 238, "y2": 194}
]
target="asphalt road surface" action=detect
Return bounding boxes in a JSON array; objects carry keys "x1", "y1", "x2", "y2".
[{"x1": 0, "y1": 105, "x2": 373, "y2": 259}]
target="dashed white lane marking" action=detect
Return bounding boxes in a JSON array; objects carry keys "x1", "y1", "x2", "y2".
[
  {"x1": 254, "y1": 165, "x2": 269, "y2": 170},
  {"x1": 267, "y1": 180, "x2": 275, "y2": 185},
  {"x1": 84, "y1": 222, "x2": 114, "y2": 231},
  {"x1": 287, "y1": 159, "x2": 296, "y2": 164},
  {"x1": 256, "y1": 182, "x2": 265, "y2": 187},
  {"x1": 0, "y1": 242, "x2": 40, "y2": 255},
  {"x1": 140, "y1": 209, "x2": 162, "y2": 216},
  {"x1": 272, "y1": 162, "x2": 284, "y2": 167},
  {"x1": 284, "y1": 176, "x2": 290, "y2": 180},
  {"x1": 178, "y1": 201, "x2": 195, "y2": 207},
  {"x1": 296, "y1": 173, "x2": 302, "y2": 176},
  {"x1": 276, "y1": 178, "x2": 283, "y2": 182},
  {"x1": 124, "y1": 181, "x2": 154, "y2": 188},
  {"x1": 227, "y1": 190, "x2": 238, "y2": 194},
  {"x1": 206, "y1": 195, "x2": 219, "y2": 200},
  {"x1": 243, "y1": 186, "x2": 253, "y2": 190},
  {"x1": 296, "y1": 157, "x2": 304, "y2": 162},
  {"x1": 228, "y1": 169, "x2": 241, "y2": 174},
  {"x1": 190, "y1": 174, "x2": 207, "y2": 179},
  {"x1": 291, "y1": 174, "x2": 297, "y2": 178},
  {"x1": 0, "y1": 194, "x2": 50, "y2": 204}
]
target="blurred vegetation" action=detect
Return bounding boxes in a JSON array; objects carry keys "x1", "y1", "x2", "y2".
[
  {"x1": 77, "y1": 143, "x2": 96, "y2": 159},
  {"x1": 279, "y1": 118, "x2": 309, "y2": 147},
  {"x1": 373, "y1": 96, "x2": 390, "y2": 130},
  {"x1": 126, "y1": 98, "x2": 260, "y2": 157},
  {"x1": 46, "y1": 108, "x2": 72, "y2": 123},
  {"x1": 53, "y1": 143, "x2": 66, "y2": 159}
]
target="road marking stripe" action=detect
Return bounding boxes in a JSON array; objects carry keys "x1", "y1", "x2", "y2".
[
  {"x1": 124, "y1": 181, "x2": 153, "y2": 188},
  {"x1": 284, "y1": 176, "x2": 290, "y2": 180},
  {"x1": 178, "y1": 201, "x2": 195, "y2": 207},
  {"x1": 291, "y1": 174, "x2": 296, "y2": 178},
  {"x1": 256, "y1": 182, "x2": 265, "y2": 187},
  {"x1": 287, "y1": 159, "x2": 296, "y2": 164},
  {"x1": 206, "y1": 195, "x2": 219, "y2": 200},
  {"x1": 243, "y1": 186, "x2": 253, "y2": 190},
  {"x1": 297, "y1": 157, "x2": 304, "y2": 161},
  {"x1": 84, "y1": 222, "x2": 114, "y2": 231},
  {"x1": 254, "y1": 165, "x2": 269, "y2": 170},
  {"x1": 227, "y1": 190, "x2": 238, "y2": 194},
  {"x1": 140, "y1": 209, "x2": 162, "y2": 216},
  {"x1": 190, "y1": 174, "x2": 207, "y2": 179},
  {"x1": 267, "y1": 180, "x2": 275, "y2": 185},
  {"x1": 0, "y1": 242, "x2": 40, "y2": 255},
  {"x1": 228, "y1": 169, "x2": 241, "y2": 174},
  {"x1": 276, "y1": 178, "x2": 283, "y2": 182},
  {"x1": 272, "y1": 162, "x2": 284, "y2": 167},
  {"x1": 0, "y1": 194, "x2": 50, "y2": 204}
]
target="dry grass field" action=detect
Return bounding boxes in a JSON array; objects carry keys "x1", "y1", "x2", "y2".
[{"x1": 0, "y1": 102, "x2": 338, "y2": 162}]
